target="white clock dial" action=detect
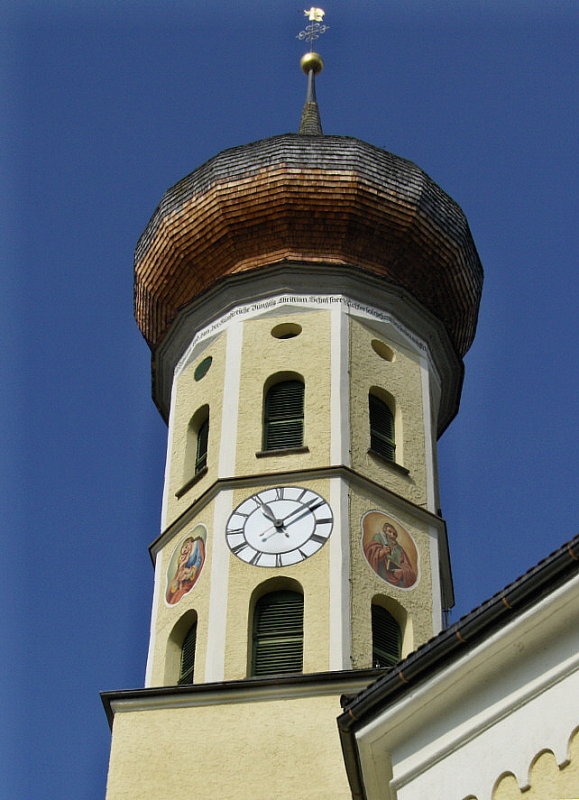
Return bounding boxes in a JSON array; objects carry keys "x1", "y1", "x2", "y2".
[{"x1": 226, "y1": 486, "x2": 333, "y2": 567}]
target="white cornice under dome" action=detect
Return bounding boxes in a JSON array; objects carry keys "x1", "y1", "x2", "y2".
[{"x1": 152, "y1": 263, "x2": 464, "y2": 436}]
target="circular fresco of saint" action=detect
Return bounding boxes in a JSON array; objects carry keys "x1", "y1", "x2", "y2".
[
  {"x1": 165, "y1": 525, "x2": 206, "y2": 605},
  {"x1": 361, "y1": 511, "x2": 418, "y2": 589}
]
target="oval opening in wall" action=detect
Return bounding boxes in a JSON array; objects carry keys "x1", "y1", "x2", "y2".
[
  {"x1": 371, "y1": 339, "x2": 395, "y2": 362},
  {"x1": 271, "y1": 323, "x2": 302, "y2": 340},
  {"x1": 194, "y1": 356, "x2": 213, "y2": 381}
]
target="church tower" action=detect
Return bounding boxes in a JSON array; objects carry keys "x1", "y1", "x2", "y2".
[{"x1": 103, "y1": 13, "x2": 482, "y2": 799}]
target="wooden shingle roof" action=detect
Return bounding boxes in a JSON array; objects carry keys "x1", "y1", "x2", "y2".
[{"x1": 135, "y1": 134, "x2": 483, "y2": 356}]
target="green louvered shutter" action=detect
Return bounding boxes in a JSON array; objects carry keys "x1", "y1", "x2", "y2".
[
  {"x1": 195, "y1": 416, "x2": 209, "y2": 474},
  {"x1": 264, "y1": 380, "x2": 304, "y2": 451},
  {"x1": 372, "y1": 605, "x2": 401, "y2": 668},
  {"x1": 369, "y1": 393, "x2": 395, "y2": 462},
  {"x1": 252, "y1": 591, "x2": 304, "y2": 676},
  {"x1": 178, "y1": 621, "x2": 197, "y2": 685}
]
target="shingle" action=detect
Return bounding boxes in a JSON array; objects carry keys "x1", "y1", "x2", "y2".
[{"x1": 134, "y1": 134, "x2": 483, "y2": 356}]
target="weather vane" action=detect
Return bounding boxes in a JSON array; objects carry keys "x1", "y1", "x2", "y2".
[{"x1": 297, "y1": 8, "x2": 329, "y2": 51}]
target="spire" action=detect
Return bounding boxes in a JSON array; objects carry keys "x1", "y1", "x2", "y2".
[
  {"x1": 299, "y1": 53, "x2": 324, "y2": 135},
  {"x1": 296, "y1": 8, "x2": 329, "y2": 136}
]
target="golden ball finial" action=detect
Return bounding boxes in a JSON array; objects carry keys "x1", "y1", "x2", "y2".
[{"x1": 300, "y1": 52, "x2": 324, "y2": 75}]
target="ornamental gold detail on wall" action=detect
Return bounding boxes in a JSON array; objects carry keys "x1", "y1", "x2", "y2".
[
  {"x1": 361, "y1": 511, "x2": 418, "y2": 589},
  {"x1": 165, "y1": 525, "x2": 207, "y2": 605}
]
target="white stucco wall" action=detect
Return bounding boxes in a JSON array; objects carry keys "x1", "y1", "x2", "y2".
[{"x1": 356, "y1": 574, "x2": 579, "y2": 800}]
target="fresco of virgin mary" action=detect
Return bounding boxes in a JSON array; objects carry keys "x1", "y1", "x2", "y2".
[{"x1": 165, "y1": 526, "x2": 206, "y2": 605}]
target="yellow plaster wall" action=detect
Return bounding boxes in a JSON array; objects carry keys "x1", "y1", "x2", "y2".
[
  {"x1": 224, "y1": 478, "x2": 333, "y2": 680},
  {"x1": 148, "y1": 502, "x2": 216, "y2": 687},
  {"x1": 349, "y1": 486, "x2": 435, "y2": 668},
  {"x1": 165, "y1": 334, "x2": 227, "y2": 525},
  {"x1": 105, "y1": 693, "x2": 352, "y2": 800},
  {"x1": 150, "y1": 476, "x2": 335, "y2": 686},
  {"x1": 235, "y1": 310, "x2": 332, "y2": 475},
  {"x1": 150, "y1": 309, "x2": 440, "y2": 685},
  {"x1": 349, "y1": 318, "x2": 432, "y2": 509},
  {"x1": 491, "y1": 729, "x2": 579, "y2": 800}
]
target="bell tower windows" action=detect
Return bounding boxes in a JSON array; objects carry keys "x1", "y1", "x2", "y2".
[
  {"x1": 369, "y1": 390, "x2": 396, "y2": 463},
  {"x1": 178, "y1": 620, "x2": 197, "y2": 685},
  {"x1": 164, "y1": 610, "x2": 198, "y2": 686},
  {"x1": 251, "y1": 589, "x2": 304, "y2": 677},
  {"x1": 195, "y1": 415, "x2": 209, "y2": 475},
  {"x1": 263, "y1": 376, "x2": 305, "y2": 452},
  {"x1": 185, "y1": 405, "x2": 210, "y2": 480},
  {"x1": 371, "y1": 603, "x2": 401, "y2": 668}
]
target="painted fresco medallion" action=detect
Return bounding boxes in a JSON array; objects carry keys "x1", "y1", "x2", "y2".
[
  {"x1": 165, "y1": 525, "x2": 207, "y2": 605},
  {"x1": 361, "y1": 511, "x2": 418, "y2": 589}
]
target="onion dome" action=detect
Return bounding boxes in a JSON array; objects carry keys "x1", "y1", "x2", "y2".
[{"x1": 135, "y1": 134, "x2": 483, "y2": 358}]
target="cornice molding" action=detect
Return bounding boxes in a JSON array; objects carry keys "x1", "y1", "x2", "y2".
[
  {"x1": 149, "y1": 463, "x2": 446, "y2": 562},
  {"x1": 152, "y1": 267, "x2": 464, "y2": 434}
]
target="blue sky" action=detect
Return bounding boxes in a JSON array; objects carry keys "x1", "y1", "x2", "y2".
[{"x1": 2, "y1": 1, "x2": 578, "y2": 797}]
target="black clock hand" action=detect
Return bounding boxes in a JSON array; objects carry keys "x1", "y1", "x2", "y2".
[
  {"x1": 254, "y1": 497, "x2": 284, "y2": 527},
  {"x1": 261, "y1": 525, "x2": 290, "y2": 542},
  {"x1": 260, "y1": 499, "x2": 325, "y2": 541},
  {"x1": 279, "y1": 500, "x2": 324, "y2": 528}
]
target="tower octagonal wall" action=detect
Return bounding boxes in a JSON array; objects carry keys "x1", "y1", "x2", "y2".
[{"x1": 135, "y1": 134, "x2": 483, "y2": 361}]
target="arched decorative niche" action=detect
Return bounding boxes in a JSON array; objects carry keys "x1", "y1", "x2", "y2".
[
  {"x1": 491, "y1": 771, "x2": 521, "y2": 800},
  {"x1": 566, "y1": 724, "x2": 579, "y2": 765}
]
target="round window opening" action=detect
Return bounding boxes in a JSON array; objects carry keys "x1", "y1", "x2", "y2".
[
  {"x1": 271, "y1": 323, "x2": 302, "y2": 340},
  {"x1": 194, "y1": 356, "x2": 213, "y2": 381},
  {"x1": 371, "y1": 339, "x2": 395, "y2": 362}
]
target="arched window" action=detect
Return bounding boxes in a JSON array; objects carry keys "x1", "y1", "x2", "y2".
[
  {"x1": 369, "y1": 392, "x2": 395, "y2": 462},
  {"x1": 185, "y1": 406, "x2": 209, "y2": 481},
  {"x1": 263, "y1": 379, "x2": 304, "y2": 451},
  {"x1": 372, "y1": 604, "x2": 401, "y2": 668},
  {"x1": 195, "y1": 414, "x2": 209, "y2": 474},
  {"x1": 252, "y1": 590, "x2": 304, "y2": 676},
  {"x1": 177, "y1": 620, "x2": 197, "y2": 685}
]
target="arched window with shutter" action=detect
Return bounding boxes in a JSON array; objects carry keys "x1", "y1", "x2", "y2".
[
  {"x1": 178, "y1": 620, "x2": 197, "y2": 685},
  {"x1": 263, "y1": 378, "x2": 304, "y2": 451},
  {"x1": 369, "y1": 392, "x2": 395, "y2": 462},
  {"x1": 251, "y1": 590, "x2": 304, "y2": 676},
  {"x1": 195, "y1": 414, "x2": 209, "y2": 474},
  {"x1": 372, "y1": 604, "x2": 401, "y2": 668},
  {"x1": 184, "y1": 405, "x2": 209, "y2": 481}
]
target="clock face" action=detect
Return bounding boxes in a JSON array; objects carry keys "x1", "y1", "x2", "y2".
[{"x1": 226, "y1": 486, "x2": 333, "y2": 567}]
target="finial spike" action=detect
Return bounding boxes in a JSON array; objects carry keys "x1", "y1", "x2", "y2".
[{"x1": 296, "y1": 9, "x2": 327, "y2": 136}]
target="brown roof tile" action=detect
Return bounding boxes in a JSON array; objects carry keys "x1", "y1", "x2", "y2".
[{"x1": 135, "y1": 135, "x2": 483, "y2": 356}]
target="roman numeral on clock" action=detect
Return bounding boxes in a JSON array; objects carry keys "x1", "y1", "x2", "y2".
[{"x1": 226, "y1": 487, "x2": 334, "y2": 566}]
